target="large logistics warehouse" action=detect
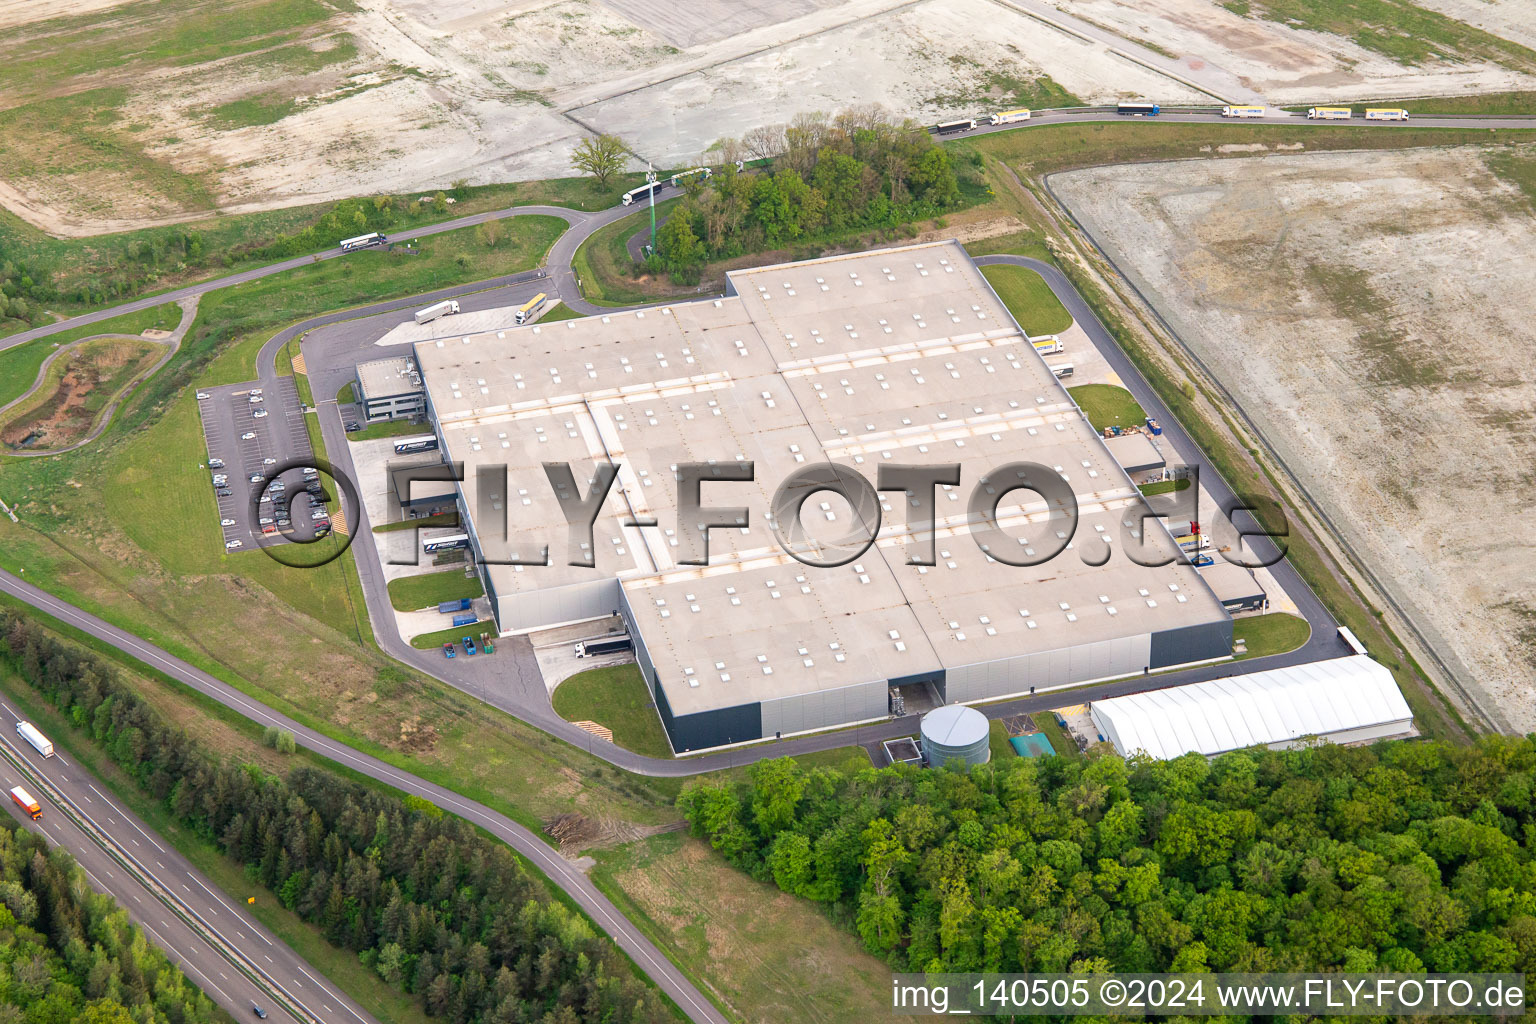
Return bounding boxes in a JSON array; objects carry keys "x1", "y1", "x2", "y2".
[
  {"x1": 413, "y1": 241, "x2": 1233, "y2": 752},
  {"x1": 1089, "y1": 655, "x2": 1416, "y2": 759}
]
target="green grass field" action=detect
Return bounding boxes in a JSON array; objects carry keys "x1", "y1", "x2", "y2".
[
  {"x1": 1034, "y1": 713, "x2": 1078, "y2": 757},
  {"x1": 1138, "y1": 477, "x2": 1191, "y2": 497},
  {"x1": 373, "y1": 512, "x2": 457, "y2": 534},
  {"x1": 533, "y1": 303, "x2": 584, "y2": 323},
  {"x1": 0, "y1": 341, "x2": 54, "y2": 411},
  {"x1": 1068, "y1": 383, "x2": 1147, "y2": 433},
  {"x1": 589, "y1": 831, "x2": 893, "y2": 1022},
  {"x1": 1223, "y1": 0, "x2": 1536, "y2": 70},
  {"x1": 409, "y1": 622, "x2": 495, "y2": 651},
  {"x1": 1233, "y1": 611, "x2": 1312, "y2": 660},
  {"x1": 979, "y1": 263, "x2": 1073, "y2": 334},
  {"x1": 387, "y1": 569, "x2": 483, "y2": 611},
  {"x1": 988, "y1": 719, "x2": 1018, "y2": 761},
  {"x1": 552, "y1": 665, "x2": 673, "y2": 759},
  {"x1": 345, "y1": 418, "x2": 428, "y2": 441}
]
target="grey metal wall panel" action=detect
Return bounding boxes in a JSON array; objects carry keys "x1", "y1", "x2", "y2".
[
  {"x1": 1150, "y1": 620, "x2": 1233, "y2": 668},
  {"x1": 495, "y1": 578, "x2": 619, "y2": 632}
]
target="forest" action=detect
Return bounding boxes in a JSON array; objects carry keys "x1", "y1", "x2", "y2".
[
  {"x1": 680, "y1": 737, "x2": 1536, "y2": 976},
  {"x1": 0, "y1": 819, "x2": 221, "y2": 1024},
  {"x1": 647, "y1": 108, "x2": 971, "y2": 280},
  {"x1": 0, "y1": 611, "x2": 673, "y2": 1024}
]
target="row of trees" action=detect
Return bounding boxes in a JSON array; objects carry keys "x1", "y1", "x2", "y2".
[
  {"x1": 680, "y1": 737, "x2": 1536, "y2": 975},
  {"x1": 0, "y1": 821, "x2": 221, "y2": 1024},
  {"x1": 0, "y1": 611, "x2": 673, "y2": 1024},
  {"x1": 651, "y1": 108, "x2": 967, "y2": 279}
]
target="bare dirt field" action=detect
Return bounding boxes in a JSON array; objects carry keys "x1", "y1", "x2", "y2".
[
  {"x1": 1, "y1": 338, "x2": 158, "y2": 450},
  {"x1": 1060, "y1": 0, "x2": 1536, "y2": 103},
  {"x1": 22, "y1": 0, "x2": 1534, "y2": 235},
  {"x1": 1052, "y1": 145, "x2": 1536, "y2": 732}
]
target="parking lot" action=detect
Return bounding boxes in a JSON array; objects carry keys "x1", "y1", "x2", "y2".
[{"x1": 195, "y1": 377, "x2": 329, "y2": 551}]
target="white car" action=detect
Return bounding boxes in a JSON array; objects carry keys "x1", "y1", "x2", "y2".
[
  {"x1": 225, "y1": 540, "x2": 242, "y2": 550},
  {"x1": 241, "y1": 431, "x2": 256, "y2": 440},
  {"x1": 249, "y1": 395, "x2": 263, "y2": 404},
  {"x1": 196, "y1": 391, "x2": 211, "y2": 400},
  {"x1": 221, "y1": 518, "x2": 236, "y2": 526},
  {"x1": 250, "y1": 474, "x2": 265, "y2": 484},
  {"x1": 249, "y1": 388, "x2": 263, "y2": 396},
  {"x1": 258, "y1": 517, "x2": 274, "y2": 526},
  {"x1": 263, "y1": 457, "x2": 277, "y2": 465},
  {"x1": 253, "y1": 409, "x2": 269, "y2": 418}
]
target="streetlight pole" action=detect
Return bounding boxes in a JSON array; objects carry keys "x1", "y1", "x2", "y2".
[{"x1": 647, "y1": 162, "x2": 658, "y2": 256}]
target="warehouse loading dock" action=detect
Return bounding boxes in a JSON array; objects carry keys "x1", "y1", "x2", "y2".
[
  {"x1": 415, "y1": 241, "x2": 1234, "y2": 753},
  {"x1": 1103, "y1": 431, "x2": 1166, "y2": 483},
  {"x1": 1198, "y1": 560, "x2": 1267, "y2": 613}
]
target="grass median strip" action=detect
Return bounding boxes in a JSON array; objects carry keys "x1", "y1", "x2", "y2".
[{"x1": 387, "y1": 568, "x2": 483, "y2": 611}]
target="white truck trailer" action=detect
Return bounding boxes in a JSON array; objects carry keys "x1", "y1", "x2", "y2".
[
  {"x1": 989, "y1": 109, "x2": 1031, "y2": 125},
  {"x1": 16, "y1": 722, "x2": 53, "y2": 758},
  {"x1": 414, "y1": 300, "x2": 460, "y2": 325}
]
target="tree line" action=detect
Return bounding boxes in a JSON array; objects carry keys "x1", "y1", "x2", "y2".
[
  {"x1": 0, "y1": 611, "x2": 674, "y2": 1024},
  {"x1": 0, "y1": 818, "x2": 220, "y2": 1024},
  {"x1": 679, "y1": 737, "x2": 1536, "y2": 976},
  {"x1": 593, "y1": 106, "x2": 973, "y2": 282}
]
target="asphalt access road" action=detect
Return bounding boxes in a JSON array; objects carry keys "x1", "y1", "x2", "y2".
[
  {"x1": 3, "y1": 105, "x2": 1530, "y2": 361},
  {"x1": 0, "y1": 703, "x2": 375, "y2": 1024},
  {"x1": 0, "y1": 568, "x2": 730, "y2": 1024}
]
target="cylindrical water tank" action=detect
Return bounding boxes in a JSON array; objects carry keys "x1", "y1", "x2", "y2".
[{"x1": 920, "y1": 705, "x2": 990, "y2": 768}]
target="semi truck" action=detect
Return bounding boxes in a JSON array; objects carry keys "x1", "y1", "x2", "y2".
[
  {"x1": 1031, "y1": 335, "x2": 1064, "y2": 356},
  {"x1": 515, "y1": 293, "x2": 547, "y2": 325},
  {"x1": 438, "y1": 598, "x2": 472, "y2": 614},
  {"x1": 669, "y1": 167, "x2": 712, "y2": 188},
  {"x1": 1307, "y1": 106, "x2": 1352, "y2": 120},
  {"x1": 574, "y1": 634, "x2": 632, "y2": 658},
  {"x1": 16, "y1": 722, "x2": 52, "y2": 758},
  {"x1": 935, "y1": 118, "x2": 977, "y2": 135},
  {"x1": 9, "y1": 787, "x2": 40, "y2": 820},
  {"x1": 1116, "y1": 102, "x2": 1159, "y2": 117},
  {"x1": 415, "y1": 300, "x2": 460, "y2": 324},
  {"x1": 1365, "y1": 108, "x2": 1409, "y2": 121},
  {"x1": 339, "y1": 232, "x2": 386, "y2": 250},
  {"x1": 1221, "y1": 105, "x2": 1266, "y2": 118},
  {"x1": 393, "y1": 435, "x2": 439, "y2": 455},
  {"x1": 989, "y1": 109, "x2": 1031, "y2": 125}
]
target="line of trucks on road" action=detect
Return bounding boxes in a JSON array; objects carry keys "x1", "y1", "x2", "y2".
[
  {"x1": 7, "y1": 723, "x2": 54, "y2": 822},
  {"x1": 933, "y1": 102, "x2": 1409, "y2": 135}
]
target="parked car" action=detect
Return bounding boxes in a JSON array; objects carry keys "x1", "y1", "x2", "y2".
[
  {"x1": 220, "y1": 518, "x2": 235, "y2": 526},
  {"x1": 225, "y1": 540, "x2": 242, "y2": 550},
  {"x1": 253, "y1": 409, "x2": 268, "y2": 418},
  {"x1": 249, "y1": 395, "x2": 263, "y2": 404},
  {"x1": 250, "y1": 474, "x2": 265, "y2": 483},
  {"x1": 276, "y1": 518, "x2": 291, "y2": 527},
  {"x1": 212, "y1": 474, "x2": 227, "y2": 484},
  {"x1": 208, "y1": 457, "x2": 224, "y2": 468},
  {"x1": 462, "y1": 636, "x2": 477, "y2": 656},
  {"x1": 263, "y1": 457, "x2": 276, "y2": 465},
  {"x1": 216, "y1": 488, "x2": 232, "y2": 497},
  {"x1": 196, "y1": 391, "x2": 211, "y2": 400},
  {"x1": 241, "y1": 431, "x2": 256, "y2": 440},
  {"x1": 262, "y1": 524, "x2": 278, "y2": 536},
  {"x1": 345, "y1": 422, "x2": 360, "y2": 432},
  {"x1": 311, "y1": 510, "x2": 329, "y2": 520},
  {"x1": 258, "y1": 517, "x2": 274, "y2": 526},
  {"x1": 442, "y1": 643, "x2": 456, "y2": 659}
]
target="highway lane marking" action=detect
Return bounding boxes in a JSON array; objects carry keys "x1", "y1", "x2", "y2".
[{"x1": 1, "y1": 573, "x2": 721, "y2": 1023}]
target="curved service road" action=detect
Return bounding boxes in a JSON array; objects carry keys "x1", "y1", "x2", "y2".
[{"x1": 0, "y1": 568, "x2": 728, "y2": 1024}]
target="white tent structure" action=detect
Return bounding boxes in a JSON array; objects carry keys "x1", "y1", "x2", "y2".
[{"x1": 1090, "y1": 656, "x2": 1414, "y2": 760}]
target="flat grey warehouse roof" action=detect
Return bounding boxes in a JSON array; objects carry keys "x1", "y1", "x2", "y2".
[
  {"x1": 415, "y1": 241, "x2": 1229, "y2": 720},
  {"x1": 356, "y1": 356, "x2": 424, "y2": 400}
]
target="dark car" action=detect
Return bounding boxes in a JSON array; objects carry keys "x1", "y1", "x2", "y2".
[
  {"x1": 251, "y1": 1005, "x2": 267, "y2": 1020},
  {"x1": 345, "y1": 421, "x2": 360, "y2": 432}
]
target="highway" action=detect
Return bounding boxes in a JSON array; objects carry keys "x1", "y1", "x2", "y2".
[
  {"x1": 0, "y1": 568, "x2": 729, "y2": 1024},
  {"x1": 0, "y1": 702, "x2": 376, "y2": 1024}
]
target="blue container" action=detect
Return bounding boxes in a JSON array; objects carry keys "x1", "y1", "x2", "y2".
[
  {"x1": 438, "y1": 598, "x2": 472, "y2": 613},
  {"x1": 452, "y1": 613, "x2": 476, "y2": 627},
  {"x1": 1145, "y1": 417, "x2": 1162, "y2": 435}
]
